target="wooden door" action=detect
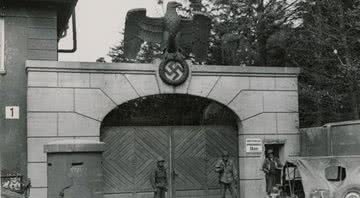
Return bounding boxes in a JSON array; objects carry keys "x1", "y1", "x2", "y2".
[
  {"x1": 172, "y1": 126, "x2": 238, "y2": 197},
  {"x1": 101, "y1": 125, "x2": 238, "y2": 198},
  {"x1": 101, "y1": 126, "x2": 170, "y2": 195},
  {"x1": 205, "y1": 126, "x2": 239, "y2": 197},
  {"x1": 172, "y1": 126, "x2": 207, "y2": 197}
]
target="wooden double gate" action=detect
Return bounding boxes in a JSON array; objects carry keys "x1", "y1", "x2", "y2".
[{"x1": 101, "y1": 125, "x2": 238, "y2": 198}]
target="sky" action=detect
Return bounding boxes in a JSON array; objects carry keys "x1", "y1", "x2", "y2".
[{"x1": 59, "y1": 0, "x2": 183, "y2": 62}]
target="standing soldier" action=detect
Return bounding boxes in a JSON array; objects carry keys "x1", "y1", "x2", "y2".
[
  {"x1": 150, "y1": 157, "x2": 168, "y2": 198},
  {"x1": 215, "y1": 151, "x2": 238, "y2": 198},
  {"x1": 262, "y1": 149, "x2": 282, "y2": 196}
]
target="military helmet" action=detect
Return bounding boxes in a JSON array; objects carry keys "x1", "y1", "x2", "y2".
[
  {"x1": 222, "y1": 150, "x2": 230, "y2": 157},
  {"x1": 157, "y1": 156, "x2": 165, "y2": 162},
  {"x1": 267, "y1": 149, "x2": 274, "y2": 154}
]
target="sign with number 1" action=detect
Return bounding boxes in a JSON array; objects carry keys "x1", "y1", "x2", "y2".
[{"x1": 5, "y1": 106, "x2": 19, "y2": 119}]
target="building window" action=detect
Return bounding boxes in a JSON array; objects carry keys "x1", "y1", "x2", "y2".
[{"x1": 0, "y1": 16, "x2": 4, "y2": 74}]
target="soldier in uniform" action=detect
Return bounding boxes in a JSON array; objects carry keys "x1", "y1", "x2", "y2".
[
  {"x1": 215, "y1": 151, "x2": 238, "y2": 198},
  {"x1": 262, "y1": 149, "x2": 282, "y2": 196},
  {"x1": 150, "y1": 157, "x2": 168, "y2": 198}
]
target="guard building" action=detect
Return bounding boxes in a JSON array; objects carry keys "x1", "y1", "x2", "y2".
[{"x1": 0, "y1": 0, "x2": 300, "y2": 198}]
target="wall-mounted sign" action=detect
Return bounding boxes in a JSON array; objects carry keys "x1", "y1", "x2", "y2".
[
  {"x1": 246, "y1": 138, "x2": 263, "y2": 153},
  {"x1": 5, "y1": 106, "x2": 19, "y2": 119}
]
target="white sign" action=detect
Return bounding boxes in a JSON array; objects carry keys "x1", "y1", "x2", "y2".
[
  {"x1": 246, "y1": 138, "x2": 263, "y2": 153},
  {"x1": 5, "y1": 106, "x2": 19, "y2": 119}
]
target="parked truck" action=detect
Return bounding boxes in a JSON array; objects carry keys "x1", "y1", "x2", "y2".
[{"x1": 281, "y1": 120, "x2": 360, "y2": 198}]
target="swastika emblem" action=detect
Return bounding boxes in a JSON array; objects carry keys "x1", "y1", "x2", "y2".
[
  {"x1": 159, "y1": 59, "x2": 189, "y2": 86},
  {"x1": 164, "y1": 61, "x2": 185, "y2": 81}
]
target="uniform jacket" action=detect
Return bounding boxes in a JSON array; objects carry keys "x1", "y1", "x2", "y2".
[
  {"x1": 215, "y1": 159, "x2": 238, "y2": 184},
  {"x1": 262, "y1": 157, "x2": 282, "y2": 175},
  {"x1": 150, "y1": 167, "x2": 168, "y2": 189}
]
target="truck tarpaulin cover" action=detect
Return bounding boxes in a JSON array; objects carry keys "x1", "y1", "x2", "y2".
[{"x1": 289, "y1": 157, "x2": 360, "y2": 198}]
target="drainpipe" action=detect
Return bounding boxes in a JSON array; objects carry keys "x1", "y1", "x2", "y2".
[{"x1": 58, "y1": 10, "x2": 77, "y2": 53}]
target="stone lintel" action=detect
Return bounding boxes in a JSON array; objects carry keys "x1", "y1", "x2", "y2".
[
  {"x1": 26, "y1": 60, "x2": 300, "y2": 76},
  {"x1": 44, "y1": 139, "x2": 104, "y2": 153}
]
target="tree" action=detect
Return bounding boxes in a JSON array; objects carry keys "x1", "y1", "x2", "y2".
[
  {"x1": 288, "y1": 0, "x2": 360, "y2": 126},
  {"x1": 204, "y1": 0, "x2": 300, "y2": 66},
  {"x1": 136, "y1": 42, "x2": 162, "y2": 63},
  {"x1": 108, "y1": 35, "x2": 161, "y2": 64},
  {"x1": 108, "y1": 38, "x2": 133, "y2": 63}
]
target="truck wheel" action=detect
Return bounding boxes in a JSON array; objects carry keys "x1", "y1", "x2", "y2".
[{"x1": 336, "y1": 185, "x2": 360, "y2": 198}]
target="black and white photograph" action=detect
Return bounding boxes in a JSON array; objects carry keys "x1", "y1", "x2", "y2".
[{"x1": 0, "y1": 0, "x2": 360, "y2": 198}]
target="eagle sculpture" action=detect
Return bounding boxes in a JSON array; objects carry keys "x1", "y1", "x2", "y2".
[{"x1": 123, "y1": 1, "x2": 211, "y2": 62}]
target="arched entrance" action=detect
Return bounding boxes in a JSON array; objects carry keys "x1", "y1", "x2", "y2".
[
  {"x1": 100, "y1": 94, "x2": 239, "y2": 198},
  {"x1": 26, "y1": 61, "x2": 299, "y2": 198}
]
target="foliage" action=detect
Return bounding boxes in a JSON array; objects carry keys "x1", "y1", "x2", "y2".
[
  {"x1": 108, "y1": 40, "x2": 162, "y2": 63},
  {"x1": 203, "y1": 0, "x2": 300, "y2": 66},
  {"x1": 108, "y1": 32, "x2": 162, "y2": 63},
  {"x1": 288, "y1": 0, "x2": 360, "y2": 126},
  {"x1": 136, "y1": 42, "x2": 162, "y2": 63},
  {"x1": 108, "y1": 38, "x2": 133, "y2": 63}
]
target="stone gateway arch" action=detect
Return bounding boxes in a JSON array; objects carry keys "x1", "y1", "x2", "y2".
[
  {"x1": 100, "y1": 94, "x2": 239, "y2": 197},
  {"x1": 26, "y1": 60, "x2": 299, "y2": 198}
]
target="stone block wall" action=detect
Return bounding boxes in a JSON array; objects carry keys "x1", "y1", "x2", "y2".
[{"x1": 26, "y1": 60, "x2": 299, "y2": 198}]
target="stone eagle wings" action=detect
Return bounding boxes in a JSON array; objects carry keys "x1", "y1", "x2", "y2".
[{"x1": 123, "y1": 1, "x2": 211, "y2": 62}]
